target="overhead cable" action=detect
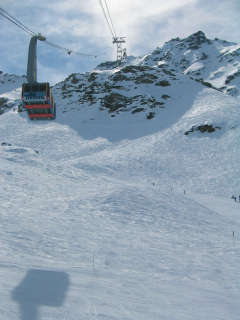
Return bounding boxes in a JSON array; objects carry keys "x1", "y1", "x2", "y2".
[
  {"x1": 98, "y1": 0, "x2": 116, "y2": 38},
  {"x1": 0, "y1": 7, "x2": 97, "y2": 58},
  {"x1": 45, "y1": 40, "x2": 97, "y2": 58},
  {"x1": 103, "y1": 0, "x2": 116, "y2": 37},
  {"x1": 0, "y1": 8, "x2": 36, "y2": 36},
  {"x1": 0, "y1": 7, "x2": 36, "y2": 35}
]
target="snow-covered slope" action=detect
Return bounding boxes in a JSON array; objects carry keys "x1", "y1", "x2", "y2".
[
  {"x1": 2, "y1": 104, "x2": 240, "y2": 320},
  {"x1": 0, "y1": 71, "x2": 25, "y2": 115},
  {"x1": 1, "y1": 32, "x2": 240, "y2": 320},
  {"x1": 0, "y1": 71, "x2": 25, "y2": 95}
]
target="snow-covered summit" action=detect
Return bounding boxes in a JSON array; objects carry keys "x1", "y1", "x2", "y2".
[
  {"x1": 142, "y1": 31, "x2": 240, "y2": 96},
  {"x1": 44, "y1": 31, "x2": 240, "y2": 130}
]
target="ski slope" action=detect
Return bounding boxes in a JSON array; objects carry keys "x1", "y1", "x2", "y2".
[{"x1": 1, "y1": 82, "x2": 240, "y2": 320}]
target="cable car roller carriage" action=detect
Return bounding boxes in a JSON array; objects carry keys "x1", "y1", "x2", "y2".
[{"x1": 22, "y1": 34, "x2": 56, "y2": 120}]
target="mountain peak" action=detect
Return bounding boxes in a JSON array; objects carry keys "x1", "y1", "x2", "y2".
[
  {"x1": 183, "y1": 30, "x2": 210, "y2": 49},
  {"x1": 188, "y1": 30, "x2": 206, "y2": 39}
]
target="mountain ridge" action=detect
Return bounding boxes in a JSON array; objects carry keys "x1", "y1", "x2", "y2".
[{"x1": 50, "y1": 31, "x2": 240, "y2": 125}]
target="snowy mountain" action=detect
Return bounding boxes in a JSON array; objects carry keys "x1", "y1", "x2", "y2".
[
  {"x1": 1, "y1": 32, "x2": 240, "y2": 320},
  {"x1": 0, "y1": 71, "x2": 25, "y2": 114},
  {"x1": 144, "y1": 31, "x2": 240, "y2": 96},
  {"x1": 52, "y1": 31, "x2": 240, "y2": 127}
]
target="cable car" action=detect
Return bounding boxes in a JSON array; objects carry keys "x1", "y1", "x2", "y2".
[
  {"x1": 21, "y1": 35, "x2": 56, "y2": 120},
  {"x1": 22, "y1": 82, "x2": 56, "y2": 120}
]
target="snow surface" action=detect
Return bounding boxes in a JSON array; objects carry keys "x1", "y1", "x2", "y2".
[{"x1": 1, "y1": 32, "x2": 240, "y2": 320}]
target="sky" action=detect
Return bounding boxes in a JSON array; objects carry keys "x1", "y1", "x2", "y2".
[{"x1": 0, "y1": 0, "x2": 240, "y2": 84}]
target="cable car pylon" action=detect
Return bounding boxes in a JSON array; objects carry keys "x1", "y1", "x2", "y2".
[
  {"x1": 27, "y1": 34, "x2": 45, "y2": 83},
  {"x1": 112, "y1": 36, "x2": 127, "y2": 63}
]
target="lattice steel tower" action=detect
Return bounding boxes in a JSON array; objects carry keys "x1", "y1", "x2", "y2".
[{"x1": 112, "y1": 37, "x2": 127, "y2": 62}]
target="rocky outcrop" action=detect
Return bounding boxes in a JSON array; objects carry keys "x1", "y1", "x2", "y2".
[{"x1": 184, "y1": 124, "x2": 221, "y2": 135}]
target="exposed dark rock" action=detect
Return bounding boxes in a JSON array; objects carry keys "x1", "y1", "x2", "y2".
[
  {"x1": 135, "y1": 74, "x2": 156, "y2": 84},
  {"x1": 155, "y1": 80, "x2": 171, "y2": 87},
  {"x1": 226, "y1": 87, "x2": 238, "y2": 96},
  {"x1": 132, "y1": 107, "x2": 145, "y2": 114},
  {"x1": 162, "y1": 94, "x2": 171, "y2": 99},
  {"x1": 88, "y1": 72, "x2": 98, "y2": 82},
  {"x1": 111, "y1": 72, "x2": 129, "y2": 82},
  {"x1": 65, "y1": 73, "x2": 77, "y2": 81},
  {"x1": 225, "y1": 48, "x2": 240, "y2": 57},
  {"x1": 184, "y1": 124, "x2": 221, "y2": 135},
  {"x1": 162, "y1": 69, "x2": 176, "y2": 76},
  {"x1": 0, "y1": 97, "x2": 11, "y2": 115},
  {"x1": 179, "y1": 57, "x2": 190, "y2": 69},
  {"x1": 200, "y1": 52, "x2": 208, "y2": 60},
  {"x1": 146, "y1": 112, "x2": 155, "y2": 120},
  {"x1": 193, "y1": 78, "x2": 221, "y2": 91},
  {"x1": 103, "y1": 93, "x2": 128, "y2": 112},
  {"x1": 1, "y1": 142, "x2": 12, "y2": 146},
  {"x1": 109, "y1": 85, "x2": 124, "y2": 91},
  {"x1": 61, "y1": 83, "x2": 67, "y2": 91},
  {"x1": 121, "y1": 65, "x2": 152, "y2": 73},
  {"x1": 201, "y1": 81, "x2": 213, "y2": 88},
  {"x1": 184, "y1": 31, "x2": 211, "y2": 49},
  {"x1": 103, "y1": 82, "x2": 113, "y2": 92},
  {"x1": 0, "y1": 97, "x2": 8, "y2": 107},
  {"x1": 225, "y1": 70, "x2": 240, "y2": 84},
  {"x1": 71, "y1": 76, "x2": 79, "y2": 84},
  {"x1": 138, "y1": 96, "x2": 164, "y2": 108},
  {"x1": 97, "y1": 61, "x2": 119, "y2": 70}
]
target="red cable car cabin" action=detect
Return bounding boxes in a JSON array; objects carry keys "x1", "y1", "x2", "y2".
[{"x1": 22, "y1": 82, "x2": 56, "y2": 120}]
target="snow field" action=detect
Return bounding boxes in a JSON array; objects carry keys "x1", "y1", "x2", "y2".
[{"x1": 1, "y1": 102, "x2": 240, "y2": 319}]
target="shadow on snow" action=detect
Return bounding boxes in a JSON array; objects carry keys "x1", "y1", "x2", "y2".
[{"x1": 11, "y1": 269, "x2": 70, "y2": 320}]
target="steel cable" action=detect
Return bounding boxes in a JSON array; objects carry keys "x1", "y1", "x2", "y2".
[
  {"x1": 0, "y1": 8, "x2": 35, "y2": 36},
  {"x1": 98, "y1": 0, "x2": 116, "y2": 38},
  {"x1": 0, "y1": 7, "x2": 97, "y2": 58},
  {"x1": 103, "y1": 0, "x2": 116, "y2": 37}
]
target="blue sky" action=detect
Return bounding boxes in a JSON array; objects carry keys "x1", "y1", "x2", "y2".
[{"x1": 1, "y1": 0, "x2": 240, "y2": 84}]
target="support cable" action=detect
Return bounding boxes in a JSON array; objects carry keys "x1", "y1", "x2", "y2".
[
  {"x1": 0, "y1": 7, "x2": 97, "y2": 58},
  {"x1": 98, "y1": 0, "x2": 116, "y2": 38},
  {"x1": 103, "y1": 0, "x2": 116, "y2": 37},
  {"x1": 0, "y1": 8, "x2": 36, "y2": 36},
  {"x1": 45, "y1": 40, "x2": 97, "y2": 57}
]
